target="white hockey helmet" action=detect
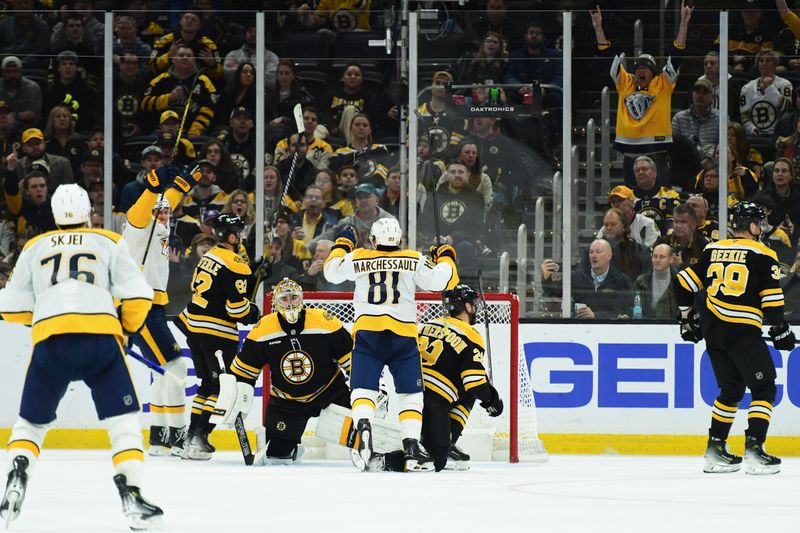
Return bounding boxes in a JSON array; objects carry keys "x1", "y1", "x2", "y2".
[
  {"x1": 51, "y1": 183, "x2": 91, "y2": 226},
  {"x1": 273, "y1": 277, "x2": 303, "y2": 324},
  {"x1": 153, "y1": 196, "x2": 170, "y2": 212},
  {"x1": 369, "y1": 217, "x2": 402, "y2": 247}
]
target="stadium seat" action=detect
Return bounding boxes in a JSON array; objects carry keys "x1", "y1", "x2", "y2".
[
  {"x1": 296, "y1": 70, "x2": 329, "y2": 99},
  {"x1": 278, "y1": 32, "x2": 332, "y2": 70},
  {"x1": 121, "y1": 136, "x2": 157, "y2": 163}
]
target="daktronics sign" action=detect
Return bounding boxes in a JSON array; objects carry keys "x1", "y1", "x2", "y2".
[{"x1": 519, "y1": 323, "x2": 800, "y2": 435}]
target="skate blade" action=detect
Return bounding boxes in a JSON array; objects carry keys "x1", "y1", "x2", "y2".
[
  {"x1": 444, "y1": 459, "x2": 470, "y2": 471},
  {"x1": 703, "y1": 461, "x2": 741, "y2": 473},
  {"x1": 128, "y1": 512, "x2": 163, "y2": 531},
  {"x1": 404, "y1": 459, "x2": 435, "y2": 473},
  {"x1": 180, "y1": 450, "x2": 212, "y2": 461},
  {"x1": 2, "y1": 491, "x2": 20, "y2": 529},
  {"x1": 169, "y1": 448, "x2": 183, "y2": 457},
  {"x1": 147, "y1": 446, "x2": 171, "y2": 457},
  {"x1": 745, "y1": 463, "x2": 780, "y2": 475}
]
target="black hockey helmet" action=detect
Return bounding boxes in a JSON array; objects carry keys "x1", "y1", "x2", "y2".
[
  {"x1": 729, "y1": 201, "x2": 765, "y2": 231},
  {"x1": 214, "y1": 213, "x2": 245, "y2": 240},
  {"x1": 443, "y1": 284, "x2": 480, "y2": 316}
]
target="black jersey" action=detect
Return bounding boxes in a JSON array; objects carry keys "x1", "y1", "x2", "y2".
[
  {"x1": 231, "y1": 309, "x2": 353, "y2": 403},
  {"x1": 676, "y1": 238, "x2": 785, "y2": 330},
  {"x1": 178, "y1": 244, "x2": 257, "y2": 341},
  {"x1": 418, "y1": 317, "x2": 491, "y2": 404}
]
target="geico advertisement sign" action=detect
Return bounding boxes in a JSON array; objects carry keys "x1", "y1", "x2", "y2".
[{"x1": 521, "y1": 323, "x2": 800, "y2": 410}]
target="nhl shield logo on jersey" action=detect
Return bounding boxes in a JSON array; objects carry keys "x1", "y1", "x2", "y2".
[
  {"x1": 624, "y1": 92, "x2": 655, "y2": 121},
  {"x1": 281, "y1": 350, "x2": 314, "y2": 383}
]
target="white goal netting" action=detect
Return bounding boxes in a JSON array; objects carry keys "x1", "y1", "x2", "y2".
[{"x1": 264, "y1": 292, "x2": 547, "y2": 463}]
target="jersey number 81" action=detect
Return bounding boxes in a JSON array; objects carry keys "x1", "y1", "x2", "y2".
[{"x1": 367, "y1": 271, "x2": 400, "y2": 305}]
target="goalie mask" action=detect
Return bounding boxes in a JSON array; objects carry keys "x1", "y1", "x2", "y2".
[
  {"x1": 443, "y1": 284, "x2": 481, "y2": 325},
  {"x1": 273, "y1": 277, "x2": 303, "y2": 324}
]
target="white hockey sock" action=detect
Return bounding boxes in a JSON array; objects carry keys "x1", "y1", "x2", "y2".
[
  {"x1": 148, "y1": 373, "x2": 167, "y2": 428},
  {"x1": 397, "y1": 392, "x2": 424, "y2": 441},
  {"x1": 5, "y1": 417, "x2": 48, "y2": 477},
  {"x1": 351, "y1": 388, "x2": 379, "y2": 424},
  {"x1": 162, "y1": 357, "x2": 188, "y2": 428},
  {"x1": 106, "y1": 413, "x2": 144, "y2": 488}
]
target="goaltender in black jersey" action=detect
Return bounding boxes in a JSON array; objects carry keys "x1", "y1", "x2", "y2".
[{"x1": 211, "y1": 278, "x2": 354, "y2": 464}]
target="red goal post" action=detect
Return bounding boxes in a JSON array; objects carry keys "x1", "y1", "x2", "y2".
[{"x1": 262, "y1": 291, "x2": 547, "y2": 463}]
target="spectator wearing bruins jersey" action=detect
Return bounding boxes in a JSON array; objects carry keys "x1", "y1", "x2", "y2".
[
  {"x1": 141, "y1": 43, "x2": 218, "y2": 138},
  {"x1": 675, "y1": 201, "x2": 795, "y2": 475},
  {"x1": 632, "y1": 155, "x2": 680, "y2": 234},
  {"x1": 177, "y1": 213, "x2": 260, "y2": 460},
  {"x1": 148, "y1": 10, "x2": 223, "y2": 81},
  {"x1": 416, "y1": 70, "x2": 469, "y2": 157},
  {"x1": 590, "y1": 4, "x2": 693, "y2": 186},
  {"x1": 657, "y1": 203, "x2": 709, "y2": 268},
  {"x1": 210, "y1": 279, "x2": 353, "y2": 465},
  {"x1": 739, "y1": 50, "x2": 792, "y2": 138}
]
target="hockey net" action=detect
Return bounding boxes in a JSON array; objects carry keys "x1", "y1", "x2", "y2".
[{"x1": 263, "y1": 291, "x2": 547, "y2": 463}]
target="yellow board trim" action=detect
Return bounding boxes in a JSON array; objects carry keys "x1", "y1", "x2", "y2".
[{"x1": 2, "y1": 430, "x2": 800, "y2": 456}]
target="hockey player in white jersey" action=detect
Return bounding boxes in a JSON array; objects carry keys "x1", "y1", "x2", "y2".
[
  {"x1": 0, "y1": 184, "x2": 163, "y2": 530},
  {"x1": 122, "y1": 164, "x2": 198, "y2": 457},
  {"x1": 323, "y1": 217, "x2": 459, "y2": 472}
]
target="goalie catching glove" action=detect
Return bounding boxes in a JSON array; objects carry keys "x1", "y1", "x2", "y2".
[
  {"x1": 679, "y1": 308, "x2": 703, "y2": 343},
  {"x1": 769, "y1": 321, "x2": 796, "y2": 351},
  {"x1": 209, "y1": 374, "x2": 254, "y2": 426}
]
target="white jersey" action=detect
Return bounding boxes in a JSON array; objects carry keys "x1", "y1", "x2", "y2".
[
  {"x1": 122, "y1": 217, "x2": 170, "y2": 304},
  {"x1": 739, "y1": 76, "x2": 792, "y2": 135},
  {"x1": 324, "y1": 248, "x2": 458, "y2": 338},
  {"x1": 0, "y1": 228, "x2": 153, "y2": 346}
]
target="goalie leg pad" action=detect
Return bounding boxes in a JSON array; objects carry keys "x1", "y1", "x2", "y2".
[
  {"x1": 316, "y1": 404, "x2": 403, "y2": 453},
  {"x1": 209, "y1": 375, "x2": 254, "y2": 426}
]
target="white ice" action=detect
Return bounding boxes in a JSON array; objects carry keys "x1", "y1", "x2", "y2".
[{"x1": 5, "y1": 451, "x2": 798, "y2": 533}]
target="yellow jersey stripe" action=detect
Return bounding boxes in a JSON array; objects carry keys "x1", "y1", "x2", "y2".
[
  {"x1": 112, "y1": 449, "x2": 144, "y2": 466},
  {"x1": 7, "y1": 439, "x2": 40, "y2": 457}
]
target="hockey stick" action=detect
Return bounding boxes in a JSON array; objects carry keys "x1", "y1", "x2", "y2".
[
  {"x1": 125, "y1": 347, "x2": 165, "y2": 375},
  {"x1": 251, "y1": 103, "x2": 305, "y2": 299},
  {"x1": 214, "y1": 350, "x2": 254, "y2": 465},
  {"x1": 141, "y1": 68, "x2": 204, "y2": 266},
  {"x1": 413, "y1": 109, "x2": 449, "y2": 331},
  {"x1": 477, "y1": 269, "x2": 494, "y2": 383}
]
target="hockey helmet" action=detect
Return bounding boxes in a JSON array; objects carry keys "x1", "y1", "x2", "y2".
[
  {"x1": 369, "y1": 217, "x2": 402, "y2": 248},
  {"x1": 729, "y1": 201, "x2": 766, "y2": 232},
  {"x1": 153, "y1": 196, "x2": 170, "y2": 212},
  {"x1": 51, "y1": 183, "x2": 91, "y2": 226},
  {"x1": 214, "y1": 213, "x2": 246, "y2": 241},
  {"x1": 273, "y1": 277, "x2": 303, "y2": 324},
  {"x1": 443, "y1": 284, "x2": 481, "y2": 322}
]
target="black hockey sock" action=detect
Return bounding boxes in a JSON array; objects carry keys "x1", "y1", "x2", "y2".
[
  {"x1": 745, "y1": 401, "x2": 772, "y2": 443},
  {"x1": 709, "y1": 399, "x2": 738, "y2": 441}
]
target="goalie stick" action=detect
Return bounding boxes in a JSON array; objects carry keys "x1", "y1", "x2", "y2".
[{"x1": 214, "y1": 350, "x2": 254, "y2": 465}]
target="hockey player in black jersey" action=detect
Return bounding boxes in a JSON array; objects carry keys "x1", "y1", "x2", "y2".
[
  {"x1": 209, "y1": 278, "x2": 354, "y2": 464},
  {"x1": 177, "y1": 213, "x2": 260, "y2": 459},
  {"x1": 676, "y1": 201, "x2": 795, "y2": 475},
  {"x1": 368, "y1": 284, "x2": 503, "y2": 472}
]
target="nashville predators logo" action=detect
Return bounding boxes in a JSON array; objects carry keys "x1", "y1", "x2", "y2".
[
  {"x1": 281, "y1": 350, "x2": 314, "y2": 383},
  {"x1": 624, "y1": 92, "x2": 655, "y2": 121}
]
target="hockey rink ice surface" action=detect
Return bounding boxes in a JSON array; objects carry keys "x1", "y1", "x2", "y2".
[{"x1": 5, "y1": 451, "x2": 799, "y2": 532}]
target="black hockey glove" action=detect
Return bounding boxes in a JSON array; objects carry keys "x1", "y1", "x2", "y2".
[
  {"x1": 679, "y1": 309, "x2": 703, "y2": 343},
  {"x1": 480, "y1": 385, "x2": 504, "y2": 417},
  {"x1": 769, "y1": 321, "x2": 796, "y2": 351}
]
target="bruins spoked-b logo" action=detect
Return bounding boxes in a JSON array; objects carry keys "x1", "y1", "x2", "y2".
[{"x1": 281, "y1": 350, "x2": 314, "y2": 384}]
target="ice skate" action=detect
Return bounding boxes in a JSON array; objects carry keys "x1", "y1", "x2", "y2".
[
  {"x1": 703, "y1": 437, "x2": 742, "y2": 473},
  {"x1": 403, "y1": 438, "x2": 435, "y2": 472},
  {"x1": 351, "y1": 419, "x2": 373, "y2": 472},
  {"x1": 181, "y1": 429, "x2": 214, "y2": 461},
  {"x1": 147, "y1": 426, "x2": 170, "y2": 456},
  {"x1": 113, "y1": 474, "x2": 163, "y2": 531},
  {"x1": 0, "y1": 456, "x2": 29, "y2": 529},
  {"x1": 445, "y1": 444, "x2": 471, "y2": 471},
  {"x1": 168, "y1": 427, "x2": 187, "y2": 457},
  {"x1": 744, "y1": 437, "x2": 781, "y2": 475}
]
